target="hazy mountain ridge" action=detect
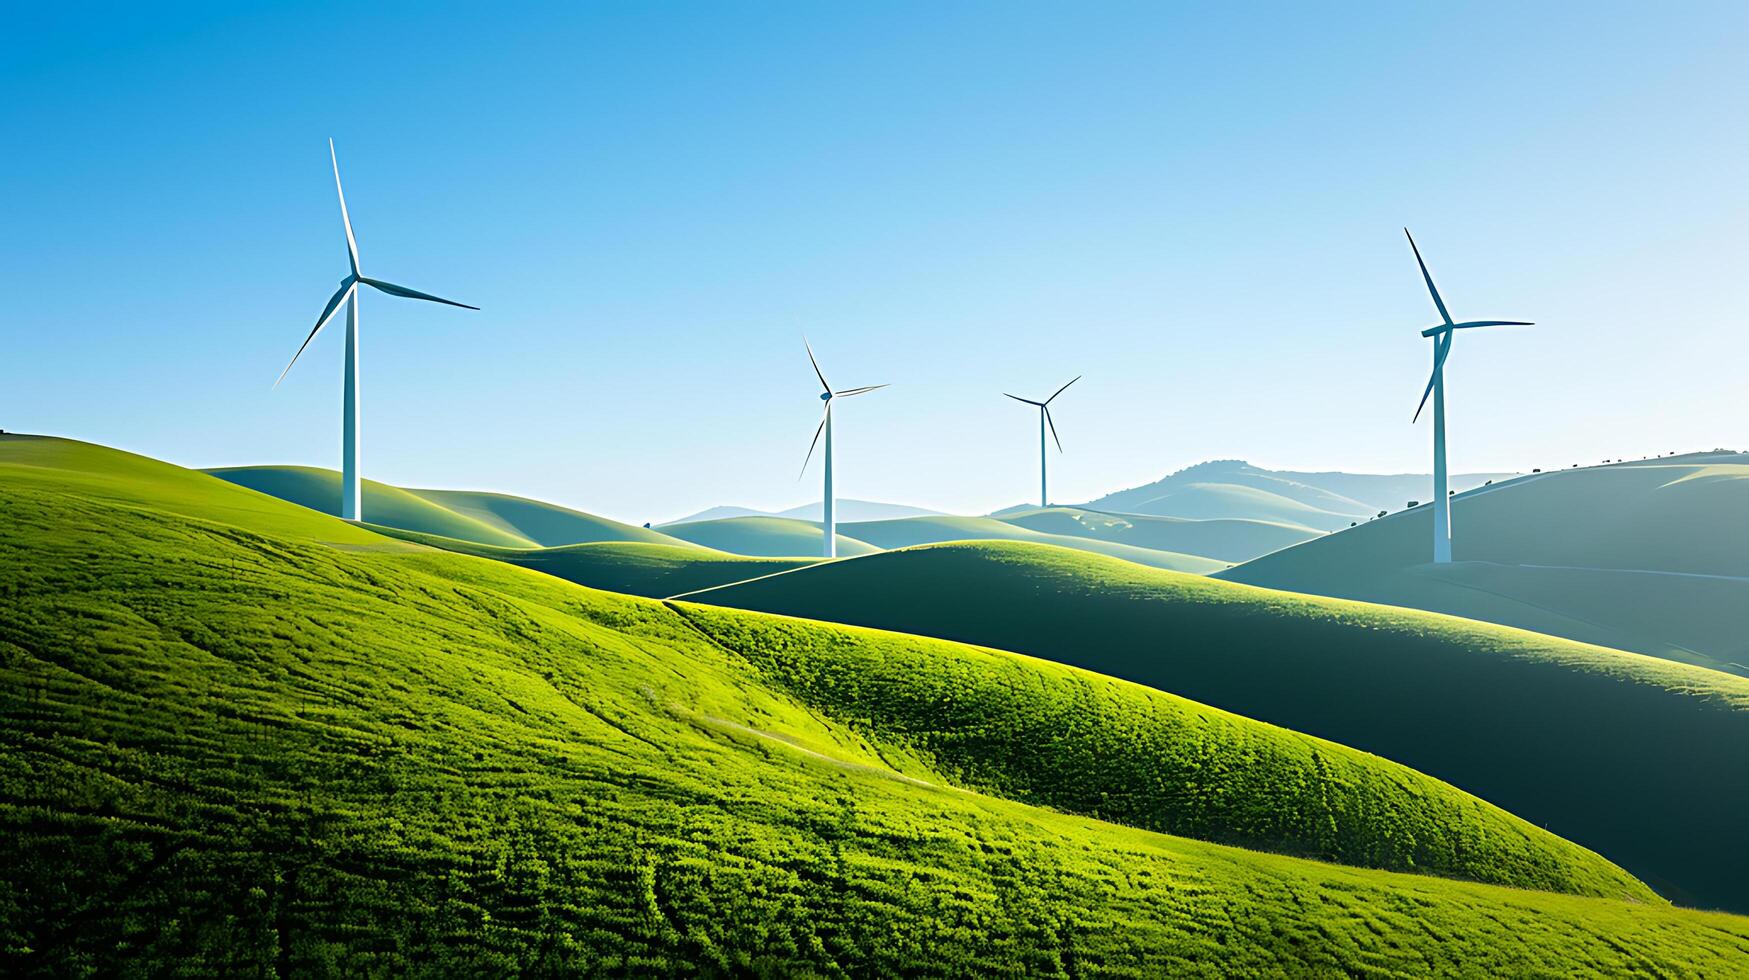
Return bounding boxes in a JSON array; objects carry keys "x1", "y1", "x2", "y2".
[{"x1": 1080, "y1": 459, "x2": 1519, "y2": 530}]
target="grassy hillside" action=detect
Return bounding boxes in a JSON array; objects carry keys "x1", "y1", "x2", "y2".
[
  {"x1": 840, "y1": 515, "x2": 1224, "y2": 573},
  {"x1": 688, "y1": 541, "x2": 1749, "y2": 913},
  {"x1": 208, "y1": 465, "x2": 534, "y2": 547},
  {"x1": 7, "y1": 436, "x2": 1744, "y2": 973},
  {"x1": 661, "y1": 515, "x2": 881, "y2": 558},
  {"x1": 405, "y1": 487, "x2": 697, "y2": 549},
  {"x1": 370, "y1": 528, "x2": 815, "y2": 598},
  {"x1": 999, "y1": 506, "x2": 1318, "y2": 563},
  {"x1": 668, "y1": 603, "x2": 1642, "y2": 896},
  {"x1": 1221, "y1": 454, "x2": 1749, "y2": 671},
  {"x1": 207, "y1": 465, "x2": 697, "y2": 551}
]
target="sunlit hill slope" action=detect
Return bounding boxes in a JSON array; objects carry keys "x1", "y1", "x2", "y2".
[{"x1": 688, "y1": 540, "x2": 1749, "y2": 913}]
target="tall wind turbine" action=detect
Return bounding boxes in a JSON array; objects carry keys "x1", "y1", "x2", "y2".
[
  {"x1": 799, "y1": 339, "x2": 887, "y2": 558},
  {"x1": 1005, "y1": 376, "x2": 1079, "y2": 508},
  {"x1": 276, "y1": 139, "x2": 477, "y2": 523},
  {"x1": 1405, "y1": 229, "x2": 1530, "y2": 563}
]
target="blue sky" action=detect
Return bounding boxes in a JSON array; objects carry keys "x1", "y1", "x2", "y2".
[{"x1": 3, "y1": 2, "x2": 1745, "y2": 522}]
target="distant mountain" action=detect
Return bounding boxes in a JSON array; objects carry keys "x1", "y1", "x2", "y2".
[
  {"x1": 1219, "y1": 452, "x2": 1749, "y2": 673},
  {"x1": 663, "y1": 499, "x2": 944, "y2": 526},
  {"x1": 1079, "y1": 460, "x2": 1518, "y2": 531}
]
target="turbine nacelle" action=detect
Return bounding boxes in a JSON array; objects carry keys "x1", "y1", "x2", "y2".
[
  {"x1": 1004, "y1": 375, "x2": 1080, "y2": 452},
  {"x1": 1403, "y1": 229, "x2": 1531, "y2": 423},
  {"x1": 275, "y1": 139, "x2": 477, "y2": 389},
  {"x1": 799, "y1": 338, "x2": 886, "y2": 477}
]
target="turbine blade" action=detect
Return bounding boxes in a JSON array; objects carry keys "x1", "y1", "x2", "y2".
[
  {"x1": 1045, "y1": 406, "x2": 1063, "y2": 452},
  {"x1": 834, "y1": 384, "x2": 888, "y2": 397},
  {"x1": 1404, "y1": 228, "x2": 1453, "y2": 327},
  {"x1": 1004, "y1": 393, "x2": 1043, "y2": 406},
  {"x1": 804, "y1": 336, "x2": 830, "y2": 393},
  {"x1": 799, "y1": 406, "x2": 829, "y2": 478},
  {"x1": 1045, "y1": 374, "x2": 1081, "y2": 404},
  {"x1": 276, "y1": 280, "x2": 356, "y2": 388},
  {"x1": 360, "y1": 277, "x2": 479, "y2": 310},
  {"x1": 1412, "y1": 372, "x2": 1436, "y2": 424},
  {"x1": 1412, "y1": 334, "x2": 1453, "y2": 423},
  {"x1": 1449, "y1": 319, "x2": 1534, "y2": 330},
  {"x1": 331, "y1": 139, "x2": 360, "y2": 278}
]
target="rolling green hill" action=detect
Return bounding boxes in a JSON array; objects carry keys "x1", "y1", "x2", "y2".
[
  {"x1": 1220, "y1": 454, "x2": 1749, "y2": 672},
  {"x1": 212, "y1": 467, "x2": 1305, "y2": 569},
  {"x1": 207, "y1": 465, "x2": 697, "y2": 551},
  {"x1": 687, "y1": 541, "x2": 1749, "y2": 913},
  {"x1": 369, "y1": 528, "x2": 816, "y2": 598},
  {"x1": 996, "y1": 506, "x2": 1319, "y2": 563},
  {"x1": 659, "y1": 515, "x2": 881, "y2": 558},
  {"x1": 839, "y1": 515, "x2": 1224, "y2": 573},
  {"x1": 666, "y1": 509, "x2": 1291, "y2": 570},
  {"x1": 403, "y1": 486, "x2": 694, "y2": 549},
  {"x1": 8, "y1": 435, "x2": 1744, "y2": 973},
  {"x1": 207, "y1": 464, "x2": 535, "y2": 547}
]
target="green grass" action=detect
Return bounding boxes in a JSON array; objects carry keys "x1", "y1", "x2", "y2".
[
  {"x1": 688, "y1": 540, "x2": 1749, "y2": 914},
  {"x1": 660, "y1": 515, "x2": 881, "y2": 558},
  {"x1": 670, "y1": 603, "x2": 1651, "y2": 898},
  {"x1": 207, "y1": 465, "x2": 699, "y2": 551},
  {"x1": 369, "y1": 526, "x2": 817, "y2": 598},
  {"x1": 7, "y1": 435, "x2": 1747, "y2": 973},
  {"x1": 1220, "y1": 454, "x2": 1749, "y2": 670}
]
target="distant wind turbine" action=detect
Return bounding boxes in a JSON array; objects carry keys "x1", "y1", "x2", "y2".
[
  {"x1": 1005, "y1": 376, "x2": 1080, "y2": 508},
  {"x1": 275, "y1": 139, "x2": 478, "y2": 523},
  {"x1": 1405, "y1": 229, "x2": 1531, "y2": 564},
  {"x1": 799, "y1": 339, "x2": 887, "y2": 558}
]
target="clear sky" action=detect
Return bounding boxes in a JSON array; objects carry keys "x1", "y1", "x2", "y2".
[{"x1": 4, "y1": 2, "x2": 1745, "y2": 523}]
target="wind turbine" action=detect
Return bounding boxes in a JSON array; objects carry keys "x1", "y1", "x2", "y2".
[
  {"x1": 799, "y1": 339, "x2": 887, "y2": 558},
  {"x1": 275, "y1": 139, "x2": 477, "y2": 523},
  {"x1": 1005, "y1": 376, "x2": 1080, "y2": 508},
  {"x1": 1405, "y1": 229, "x2": 1530, "y2": 563}
]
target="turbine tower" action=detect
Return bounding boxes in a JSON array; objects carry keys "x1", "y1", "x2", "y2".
[
  {"x1": 1005, "y1": 376, "x2": 1080, "y2": 508},
  {"x1": 799, "y1": 339, "x2": 887, "y2": 558},
  {"x1": 276, "y1": 139, "x2": 477, "y2": 523},
  {"x1": 1405, "y1": 229, "x2": 1531, "y2": 563}
]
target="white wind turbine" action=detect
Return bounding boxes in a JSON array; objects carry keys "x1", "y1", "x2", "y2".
[
  {"x1": 1405, "y1": 229, "x2": 1531, "y2": 563},
  {"x1": 1005, "y1": 376, "x2": 1080, "y2": 508},
  {"x1": 799, "y1": 339, "x2": 887, "y2": 558},
  {"x1": 276, "y1": 139, "x2": 477, "y2": 523}
]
